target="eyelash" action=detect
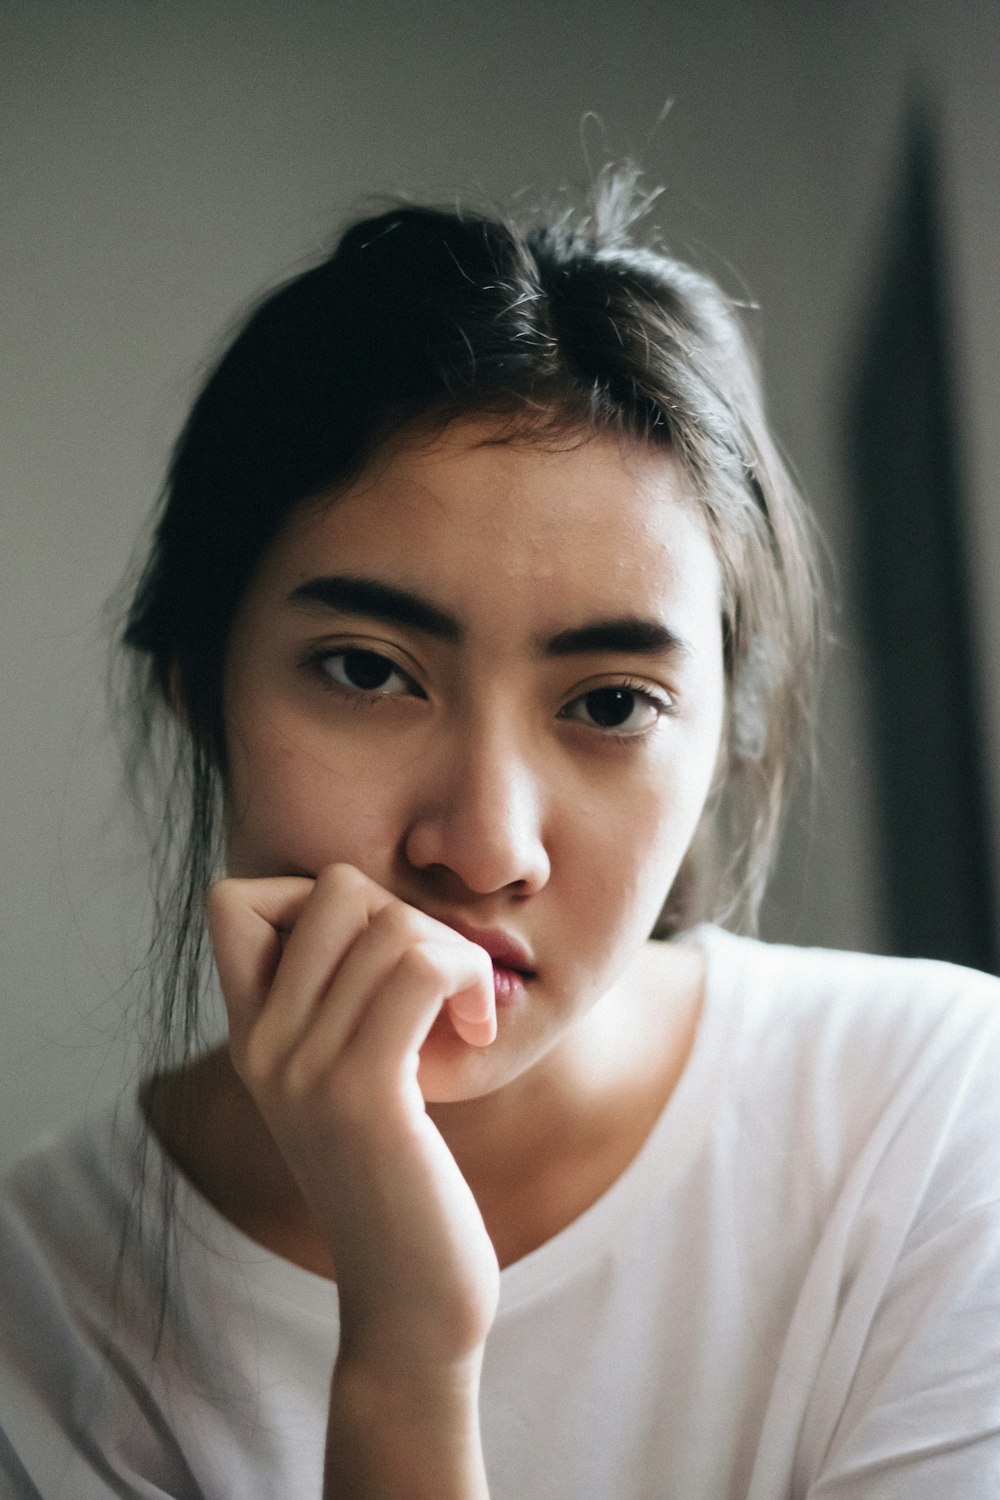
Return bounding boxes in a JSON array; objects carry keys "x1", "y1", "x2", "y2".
[
  {"x1": 300, "y1": 645, "x2": 423, "y2": 704},
  {"x1": 300, "y1": 647, "x2": 675, "y2": 739},
  {"x1": 559, "y1": 678, "x2": 675, "y2": 739}
]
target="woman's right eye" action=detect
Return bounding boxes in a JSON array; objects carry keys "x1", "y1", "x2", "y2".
[{"x1": 318, "y1": 649, "x2": 416, "y2": 698}]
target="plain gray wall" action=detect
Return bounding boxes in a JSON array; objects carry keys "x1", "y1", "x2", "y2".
[{"x1": 4, "y1": 0, "x2": 1000, "y2": 1170}]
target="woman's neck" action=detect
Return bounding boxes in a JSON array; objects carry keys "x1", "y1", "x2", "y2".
[{"x1": 142, "y1": 937, "x2": 704, "y2": 1276}]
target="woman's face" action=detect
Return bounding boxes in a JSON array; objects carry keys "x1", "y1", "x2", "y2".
[{"x1": 222, "y1": 418, "x2": 726, "y2": 1100}]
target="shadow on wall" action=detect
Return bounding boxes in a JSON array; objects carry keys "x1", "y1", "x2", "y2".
[{"x1": 844, "y1": 96, "x2": 998, "y2": 973}]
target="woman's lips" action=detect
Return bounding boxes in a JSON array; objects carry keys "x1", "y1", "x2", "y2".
[
  {"x1": 434, "y1": 917, "x2": 536, "y2": 1006},
  {"x1": 491, "y1": 962, "x2": 528, "y2": 1007}
]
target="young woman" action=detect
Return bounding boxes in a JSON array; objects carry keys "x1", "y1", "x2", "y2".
[{"x1": 2, "y1": 185, "x2": 999, "y2": 1500}]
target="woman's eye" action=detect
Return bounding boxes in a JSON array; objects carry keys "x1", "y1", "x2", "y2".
[
  {"x1": 320, "y1": 649, "x2": 414, "y2": 696},
  {"x1": 561, "y1": 686, "x2": 667, "y2": 735}
]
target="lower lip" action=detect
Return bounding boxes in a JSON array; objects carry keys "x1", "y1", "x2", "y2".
[{"x1": 492, "y1": 963, "x2": 529, "y2": 1006}]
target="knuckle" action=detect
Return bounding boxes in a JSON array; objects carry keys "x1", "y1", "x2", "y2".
[
  {"x1": 364, "y1": 901, "x2": 397, "y2": 938},
  {"x1": 279, "y1": 1050, "x2": 320, "y2": 1105},
  {"x1": 396, "y1": 942, "x2": 440, "y2": 989},
  {"x1": 237, "y1": 1027, "x2": 274, "y2": 1091},
  {"x1": 400, "y1": 906, "x2": 434, "y2": 944},
  {"x1": 205, "y1": 877, "x2": 237, "y2": 925},
  {"x1": 316, "y1": 862, "x2": 367, "y2": 900},
  {"x1": 371, "y1": 900, "x2": 425, "y2": 946}
]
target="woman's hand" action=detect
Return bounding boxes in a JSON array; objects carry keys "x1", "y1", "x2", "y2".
[{"x1": 207, "y1": 864, "x2": 499, "y2": 1495}]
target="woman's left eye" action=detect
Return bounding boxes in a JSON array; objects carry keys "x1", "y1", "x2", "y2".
[
  {"x1": 317, "y1": 649, "x2": 415, "y2": 697},
  {"x1": 560, "y1": 685, "x2": 669, "y2": 736}
]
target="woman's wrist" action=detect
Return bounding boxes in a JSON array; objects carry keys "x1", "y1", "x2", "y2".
[{"x1": 325, "y1": 1348, "x2": 489, "y2": 1499}]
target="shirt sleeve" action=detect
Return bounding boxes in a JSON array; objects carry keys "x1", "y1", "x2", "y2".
[
  {"x1": 0, "y1": 1172, "x2": 205, "y2": 1500},
  {"x1": 805, "y1": 988, "x2": 1000, "y2": 1499}
]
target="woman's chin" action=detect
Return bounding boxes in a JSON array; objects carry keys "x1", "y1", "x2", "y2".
[{"x1": 416, "y1": 1014, "x2": 507, "y2": 1105}]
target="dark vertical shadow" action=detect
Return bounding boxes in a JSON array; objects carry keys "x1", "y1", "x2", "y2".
[{"x1": 844, "y1": 99, "x2": 998, "y2": 971}]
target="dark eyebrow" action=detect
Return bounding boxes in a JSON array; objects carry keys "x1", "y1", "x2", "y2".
[
  {"x1": 288, "y1": 575, "x2": 463, "y2": 642},
  {"x1": 288, "y1": 574, "x2": 690, "y2": 660},
  {"x1": 542, "y1": 618, "x2": 691, "y2": 660}
]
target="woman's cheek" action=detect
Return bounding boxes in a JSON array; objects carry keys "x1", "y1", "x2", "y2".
[
  {"x1": 580, "y1": 770, "x2": 706, "y2": 932},
  {"x1": 224, "y1": 722, "x2": 396, "y2": 879}
]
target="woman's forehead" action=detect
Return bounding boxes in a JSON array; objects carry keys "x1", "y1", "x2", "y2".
[
  {"x1": 267, "y1": 418, "x2": 723, "y2": 622},
  {"x1": 232, "y1": 417, "x2": 722, "y2": 663}
]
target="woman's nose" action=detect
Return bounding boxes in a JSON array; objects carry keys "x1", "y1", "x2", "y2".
[{"x1": 403, "y1": 724, "x2": 551, "y2": 897}]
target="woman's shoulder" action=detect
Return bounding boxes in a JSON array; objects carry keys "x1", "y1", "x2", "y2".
[
  {"x1": 0, "y1": 1095, "x2": 335, "y2": 1499},
  {"x1": 0, "y1": 1104, "x2": 159, "y2": 1497},
  {"x1": 694, "y1": 922, "x2": 1000, "y2": 1044},
  {"x1": 1, "y1": 1101, "x2": 136, "y2": 1261},
  {"x1": 679, "y1": 926, "x2": 1000, "y2": 1184},
  {"x1": 635, "y1": 926, "x2": 1000, "y2": 1176},
  {"x1": 0, "y1": 1103, "x2": 150, "y2": 1403}
]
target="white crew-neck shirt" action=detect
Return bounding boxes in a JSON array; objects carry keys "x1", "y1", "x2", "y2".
[{"x1": 3, "y1": 927, "x2": 1000, "y2": 1498}]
